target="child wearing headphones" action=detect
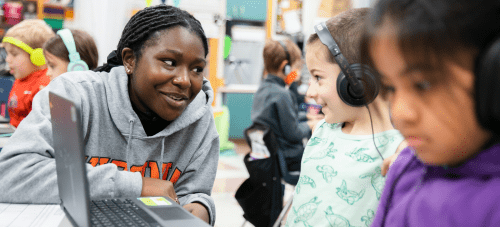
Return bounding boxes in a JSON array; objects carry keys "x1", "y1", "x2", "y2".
[
  {"x1": 251, "y1": 39, "x2": 318, "y2": 172},
  {"x1": 285, "y1": 8, "x2": 405, "y2": 227},
  {"x1": 1, "y1": 19, "x2": 55, "y2": 127},
  {"x1": 43, "y1": 29, "x2": 99, "y2": 80},
  {"x1": 363, "y1": 0, "x2": 500, "y2": 226}
]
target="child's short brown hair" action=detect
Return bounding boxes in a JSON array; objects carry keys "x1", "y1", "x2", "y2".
[
  {"x1": 3, "y1": 19, "x2": 55, "y2": 49},
  {"x1": 263, "y1": 39, "x2": 302, "y2": 74},
  {"x1": 43, "y1": 29, "x2": 99, "y2": 70},
  {"x1": 307, "y1": 8, "x2": 371, "y2": 64}
]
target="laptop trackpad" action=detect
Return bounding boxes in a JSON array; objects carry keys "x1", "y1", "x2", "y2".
[{"x1": 150, "y1": 207, "x2": 193, "y2": 220}]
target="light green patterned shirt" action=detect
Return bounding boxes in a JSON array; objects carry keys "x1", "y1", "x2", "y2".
[{"x1": 285, "y1": 120, "x2": 404, "y2": 227}]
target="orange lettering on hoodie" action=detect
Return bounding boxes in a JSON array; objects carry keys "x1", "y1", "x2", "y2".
[
  {"x1": 149, "y1": 162, "x2": 160, "y2": 179},
  {"x1": 99, "y1": 158, "x2": 110, "y2": 165},
  {"x1": 88, "y1": 157, "x2": 99, "y2": 167},
  {"x1": 130, "y1": 162, "x2": 148, "y2": 176},
  {"x1": 170, "y1": 168, "x2": 181, "y2": 184},
  {"x1": 111, "y1": 160, "x2": 127, "y2": 171},
  {"x1": 162, "y1": 163, "x2": 172, "y2": 180}
]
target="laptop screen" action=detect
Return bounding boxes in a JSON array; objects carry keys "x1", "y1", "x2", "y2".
[{"x1": 50, "y1": 91, "x2": 91, "y2": 227}]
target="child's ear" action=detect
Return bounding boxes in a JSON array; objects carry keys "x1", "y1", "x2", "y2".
[
  {"x1": 279, "y1": 60, "x2": 288, "y2": 72},
  {"x1": 121, "y1": 47, "x2": 135, "y2": 74}
]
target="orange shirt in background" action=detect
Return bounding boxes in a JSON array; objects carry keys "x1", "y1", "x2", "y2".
[{"x1": 8, "y1": 68, "x2": 50, "y2": 127}]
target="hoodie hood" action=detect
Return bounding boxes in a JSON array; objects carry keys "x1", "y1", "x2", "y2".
[{"x1": 105, "y1": 66, "x2": 214, "y2": 138}]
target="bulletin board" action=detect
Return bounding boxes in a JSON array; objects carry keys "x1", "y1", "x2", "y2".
[
  {"x1": 317, "y1": 0, "x2": 351, "y2": 18},
  {"x1": 0, "y1": 0, "x2": 74, "y2": 32},
  {"x1": 277, "y1": 0, "x2": 302, "y2": 35},
  {"x1": 226, "y1": 0, "x2": 267, "y2": 22}
]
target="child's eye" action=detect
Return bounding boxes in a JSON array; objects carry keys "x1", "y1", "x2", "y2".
[
  {"x1": 381, "y1": 83, "x2": 395, "y2": 95},
  {"x1": 382, "y1": 84, "x2": 395, "y2": 93},
  {"x1": 314, "y1": 75, "x2": 322, "y2": 82},
  {"x1": 415, "y1": 81, "x2": 431, "y2": 91}
]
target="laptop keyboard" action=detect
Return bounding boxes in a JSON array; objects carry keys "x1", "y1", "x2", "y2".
[{"x1": 90, "y1": 198, "x2": 161, "y2": 227}]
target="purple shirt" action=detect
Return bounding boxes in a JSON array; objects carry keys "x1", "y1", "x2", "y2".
[{"x1": 372, "y1": 144, "x2": 500, "y2": 226}]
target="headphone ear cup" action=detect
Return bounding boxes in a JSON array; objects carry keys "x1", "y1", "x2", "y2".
[
  {"x1": 337, "y1": 64, "x2": 379, "y2": 107},
  {"x1": 67, "y1": 60, "x2": 89, "y2": 72},
  {"x1": 475, "y1": 37, "x2": 500, "y2": 134},
  {"x1": 30, "y1": 48, "x2": 46, "y2": 66},
  {"x1": 284, "y1": 64, "x2": 291, "y2": 76}
]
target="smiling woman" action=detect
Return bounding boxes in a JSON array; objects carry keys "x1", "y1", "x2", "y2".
[
  {"x1": 124, "y1": 26, "x2": 207, "y2": 123},
  {"x1": 0, "y1": 5, "x2": 219, "y2": 226}
]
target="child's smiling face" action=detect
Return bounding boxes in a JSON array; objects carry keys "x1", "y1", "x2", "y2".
[
  {"x1": 305, "y1": 41, "x2": 359, "y2": 124},
  {"x1": 125, "y1": 26, "x2": 207, "y2": 122},
  {"x1": 368, "y1": 21, "x2": 491, "y2": 166}
]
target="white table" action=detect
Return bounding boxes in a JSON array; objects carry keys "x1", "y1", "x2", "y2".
[{"x1": 0, "y1": 203, "x2": 72, "y2": 227}]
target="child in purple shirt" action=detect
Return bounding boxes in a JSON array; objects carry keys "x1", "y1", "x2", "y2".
[{"x1": 361, "y1": 0, "x2": 500, "y2": 226}]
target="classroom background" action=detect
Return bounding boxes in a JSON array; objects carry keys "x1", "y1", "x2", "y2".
[{"x1": 0, "y1": 0, "x2": 376, "y2": 226}]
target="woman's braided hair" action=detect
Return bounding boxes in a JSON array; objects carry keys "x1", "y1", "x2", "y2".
[{"x1": 95, "y1": 4, "x2": 208, "y2": 72}]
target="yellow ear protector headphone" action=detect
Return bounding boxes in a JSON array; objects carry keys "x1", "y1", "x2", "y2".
[
  {"x1": 57, "y1": 29, "x2": 89, "y2": 72},
  {"x1": 2, "y1": 37, "x2": 46, "y2": 66}
]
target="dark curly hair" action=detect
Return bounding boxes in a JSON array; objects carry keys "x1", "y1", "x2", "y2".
[{"x1": 95, "y1": 4, "x2": 208, "y2": 72}]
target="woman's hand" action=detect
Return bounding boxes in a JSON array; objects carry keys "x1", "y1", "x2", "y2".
[
  {"x1": 141, "y1": 177, "x2": 178, "y2": 202},
  {"x1": 183, "y1": 202, "x2": 210, "y2": 223},
  {"x1": 141, "y1": 178, "x2": 209, "y2": 223}
]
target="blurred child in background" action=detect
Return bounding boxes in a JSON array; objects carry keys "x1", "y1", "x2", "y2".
[
  {"x1": 251, "y1": 39, "x2": 319, "y2": 171},
  {"x1": 2, "y1": 19, "x2": 54, "y2": 127},
  {"x1": 43, "y1": 28, "x2": 99, "y2": 80}
]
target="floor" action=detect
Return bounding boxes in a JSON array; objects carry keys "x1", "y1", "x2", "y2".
[{"x1": 211, "y1": 139, "x2": 294, "y2": 227}]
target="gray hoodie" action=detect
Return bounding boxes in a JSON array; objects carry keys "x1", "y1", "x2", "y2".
[{"x1": 0, "y1": 66, "x2": 220, "y2": 225}]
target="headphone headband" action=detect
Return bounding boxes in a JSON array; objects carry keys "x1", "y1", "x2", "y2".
[
  {"x1": 313, "y1": 22, "x2": 379, "y2": 106},
  {"x1": 2, "y1": 37, "x2": 46, "y2": 66},
  {"x1": 278, "y1": 40, "x2": 290, "y2": 66},
  {"x1": 57, "y1": 29, "x2": 89, "y2": 72},
  {"x1": 314, "y1": 22, "x2": 364, "y2": 96},
  {"x1": 278, "y1": 40, "x2": 292, "y2": 77},
  {"x1": 3, "y1": 37, "x2": 34, "y2": 54},
  {"x1": 57, "y1": 29, "x2": 80, "y2": 62}
]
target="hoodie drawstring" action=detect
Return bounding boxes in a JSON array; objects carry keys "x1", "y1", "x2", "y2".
[
  {"x1": 125, "y1": 120, "x2": 166, "y2": 180},
  {"x1": 126, "y1": 119, "x2": 134, "y2": 169},
  {"x1": 160, "y1": 137, "x2": 165, "y2": 180}
]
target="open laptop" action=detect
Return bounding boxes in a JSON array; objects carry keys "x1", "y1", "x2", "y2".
[{"x1": 49, "y1": 91, "x2": 211, "y2": 227}]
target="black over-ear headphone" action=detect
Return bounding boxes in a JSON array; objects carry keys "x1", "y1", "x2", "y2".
[
  {"x1": 314, "y1": 22, "x2": 379, "y2": 107},
  {"x1": 475, "y1": 36, "x2": 500, "y2": 135},
  {"x1": 278, "y1": 40, "x2": 292, "y2": 76}
]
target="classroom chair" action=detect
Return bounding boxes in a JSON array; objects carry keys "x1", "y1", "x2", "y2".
[{"x1": 236, "y1": 123, "x2": 300, "y2": 227}]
